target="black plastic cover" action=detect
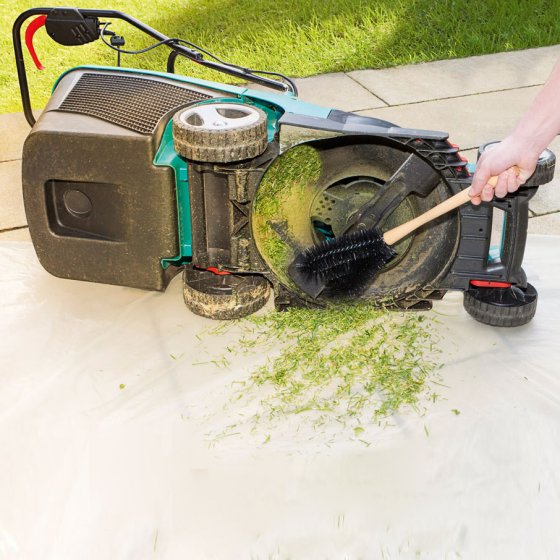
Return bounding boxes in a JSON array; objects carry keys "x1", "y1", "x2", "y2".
[{"x1": 45, "y1": 8, "x2": 100, "y2": 46}]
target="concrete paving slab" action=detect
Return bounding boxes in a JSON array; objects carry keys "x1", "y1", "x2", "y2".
[
  {"x1": 0, "y1": 227, "x2": 31, "y2": 242},
  {"x1": 348, "y1": 45, "x2": 560, "y2": 106},
  {"x1": 0, "y1": 160, "x2": 25, "y2": 230},
  {"x1": 292, "y1": 72, "x2": 387, "y2": 111},
  {"x1": 528, "y1": 212, "x2": 560, "y2": 235},
  {"x1": 357, "y1": 86, "x2": 540, "y2": 150},
  {"x1": 0, "y1": 112, "x2": 30, "y2": 163}
]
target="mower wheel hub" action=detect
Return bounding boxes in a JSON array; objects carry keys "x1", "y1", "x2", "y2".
[{"x1": 178, "y1": 103, "x2": 261, "y2": 131}]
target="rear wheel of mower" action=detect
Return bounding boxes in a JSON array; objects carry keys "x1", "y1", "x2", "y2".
[
  {"x1": 183, "y1": 268, "x2": 270, "y2": 320},
  {"x1": 463, "y1": 283, "x2": 538, "y2": 327},
  {"x1": 173, "y1": 102, "x2": 268, "y2": 163},
  {"x1": 478, "y1": 142, "x2": 555, "y2": 186}
]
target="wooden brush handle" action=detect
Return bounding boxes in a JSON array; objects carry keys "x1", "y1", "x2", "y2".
[{"x1": 382, "y1": 168, "x2": 517, "y2": 246}]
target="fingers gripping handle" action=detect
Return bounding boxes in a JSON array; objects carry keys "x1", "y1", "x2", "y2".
[{"x1": 25, "y1": 15, "x2": 47, "y2": 70}]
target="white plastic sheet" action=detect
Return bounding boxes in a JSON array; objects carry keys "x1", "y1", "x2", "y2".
[{"x1": 1, "y1": 236, "x2": 559, "y2": 559}]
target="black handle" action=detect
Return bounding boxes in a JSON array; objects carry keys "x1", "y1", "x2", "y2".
[
  {"x1": 13, "y1": 7, "x2": 293, "y2": 127},
  {"x1": 497, "y1": 187, "x2": 538, "y2": 286}
]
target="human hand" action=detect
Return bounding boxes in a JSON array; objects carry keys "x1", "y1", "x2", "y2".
[{"x1": 469, "y1": 136, "x2": 540, "y2": 205}]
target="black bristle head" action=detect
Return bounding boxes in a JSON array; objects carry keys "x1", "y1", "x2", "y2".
[{"x1": 288, "y1": 228, "x2": 397, "y2": 298}]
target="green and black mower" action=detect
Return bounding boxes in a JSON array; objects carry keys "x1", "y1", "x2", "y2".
[{"x1": 12, "y1": 7, "x2": 556, "y2": 326}]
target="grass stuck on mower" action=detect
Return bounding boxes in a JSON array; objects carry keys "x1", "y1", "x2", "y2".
[{"x1": 13, "y1": 7, "x2": 556, "y2": 327}]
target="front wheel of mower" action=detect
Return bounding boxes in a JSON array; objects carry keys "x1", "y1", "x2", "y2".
[
  {"x1": 183, "y1": 268, "x2": 270, "y2": 320},
  {"x1": 463, "y1": 283, "x2": 538, "y2": 327},
  {"x1": 173, "y1": 102, "x2": 268, "y2": 163}
]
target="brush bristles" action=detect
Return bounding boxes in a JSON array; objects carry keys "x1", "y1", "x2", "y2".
[{"x1": 294, "y1": 228, "x2": 397, "y2": 284}]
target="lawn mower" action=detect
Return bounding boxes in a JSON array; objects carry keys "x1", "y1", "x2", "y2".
[{"x1": 13, "y1": 7, "x2": 556, "y2": 326}]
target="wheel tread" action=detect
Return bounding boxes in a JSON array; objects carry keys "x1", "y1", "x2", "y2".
[
  {"x1": 173, "y1": 103, "x2": 268, "y2": 163},
  {"x1": 463, "y1": 288, "x2": 537, "y2": 327}
]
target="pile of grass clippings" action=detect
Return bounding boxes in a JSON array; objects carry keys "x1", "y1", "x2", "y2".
[{"x1": 204, "y1": 303, "x2": 444, "y2": 443}]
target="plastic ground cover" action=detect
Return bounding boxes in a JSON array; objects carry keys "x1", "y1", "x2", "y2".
[{"x1": 1, "y1": 236, "x2": 559, "y2": 559}]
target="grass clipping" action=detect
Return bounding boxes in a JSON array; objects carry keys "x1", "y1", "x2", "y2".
[{"x1": 211, "y1": 303, "x2": 443, "y2": 442}]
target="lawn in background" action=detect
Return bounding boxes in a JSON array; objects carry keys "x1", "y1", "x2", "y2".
[{"x1": 1, "y1": 0, "x2": 560, "y2": 113}]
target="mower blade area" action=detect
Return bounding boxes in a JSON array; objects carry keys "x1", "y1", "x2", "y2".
[{"x1": 252, "y1": 136, "x2": 460, "y2": 305}]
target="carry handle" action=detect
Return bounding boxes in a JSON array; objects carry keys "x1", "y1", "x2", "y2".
[{"x1": 383, "y1": 168, "x2": 519, "y2": 246}]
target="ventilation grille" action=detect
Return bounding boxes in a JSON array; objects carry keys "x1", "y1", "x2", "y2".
[{"x1": 58, "y1": 73, "x2": 213, "y2": 134}]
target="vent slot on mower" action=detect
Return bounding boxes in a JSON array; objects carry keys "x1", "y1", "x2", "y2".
[{"x1": 58, "y1": 73, "x2": 212, "y2": 134}]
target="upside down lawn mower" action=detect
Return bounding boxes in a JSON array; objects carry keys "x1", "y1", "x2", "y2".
[{"x1": 13, "y1": 7, "x2": 556, "y2": 326}]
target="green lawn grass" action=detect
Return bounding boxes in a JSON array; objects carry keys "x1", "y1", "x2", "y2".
[{"x1": 1, "y1": 0, "x2": 560, "y2": 114}]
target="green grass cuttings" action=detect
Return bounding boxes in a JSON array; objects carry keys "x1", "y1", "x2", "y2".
[
  {"x1": 2, "y1": 0, "x2": 560, "y2": 114},
  {"x1": 252, "y1": 145, "x2": 322, "y2": 287},
  {"x1": 222, "y1": 303, "x2": 442, "y2": 441}
]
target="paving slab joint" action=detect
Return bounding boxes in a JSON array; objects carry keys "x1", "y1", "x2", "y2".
[{"x1": 343, "y1": 72, "x2": 390, "y2": 107}]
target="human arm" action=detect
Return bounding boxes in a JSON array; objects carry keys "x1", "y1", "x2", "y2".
[{"x1": 469, "y1": 58, "x2": 560, "y2": 204}]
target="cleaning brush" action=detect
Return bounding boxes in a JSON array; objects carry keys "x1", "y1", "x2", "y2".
[{"x1": 289, "y1": 171, "x2": 516, "y2": 298}]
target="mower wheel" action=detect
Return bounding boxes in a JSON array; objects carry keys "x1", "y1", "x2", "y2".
[
  {"x1": 173, "y1": 102, "x2": 268, "y2": 163},
  {"x1": 183, "y1": 268, "x2": 270, "y2": 320},
  {"x1": 463, "y1": 283, "x2": 537, "y2": 327},
  {"x1": 478, "y1": 142, "x2": 555, "y2": 186}
]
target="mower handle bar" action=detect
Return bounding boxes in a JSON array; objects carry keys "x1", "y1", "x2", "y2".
[{"x1": 13, "y1": 7, "x2": 296, "y2": 127}]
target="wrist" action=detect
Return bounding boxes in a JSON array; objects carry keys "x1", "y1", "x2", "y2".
[{"x1": 507, "y1": 130, "x2": 546, "y2": 159}]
